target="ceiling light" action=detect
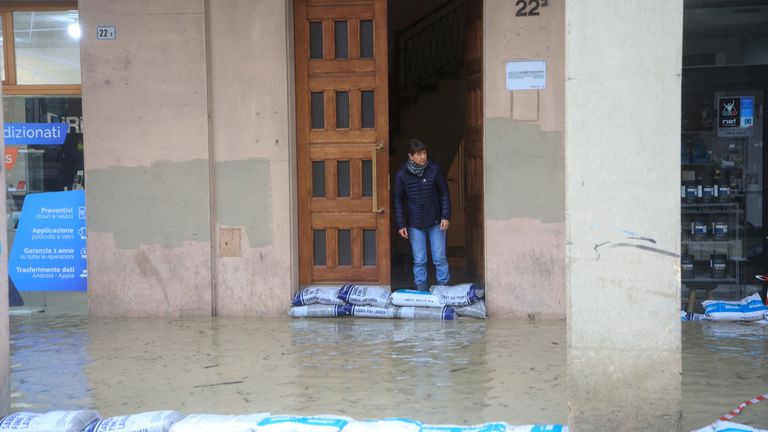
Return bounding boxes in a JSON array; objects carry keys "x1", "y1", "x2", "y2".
[{"x1": 67, "y1": 22, "x2": 81, "y2": 39}]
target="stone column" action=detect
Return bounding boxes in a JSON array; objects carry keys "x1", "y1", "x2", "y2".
[{"x1": 564, "y1": 1, "x2": 684, "y2": 430}]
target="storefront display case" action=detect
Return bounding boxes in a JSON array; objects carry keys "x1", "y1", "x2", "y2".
[{"x1": 680, "y1": 89, "x2": 764, "y2": 312}]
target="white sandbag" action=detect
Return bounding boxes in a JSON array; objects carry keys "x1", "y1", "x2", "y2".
[
  {"x1": 350, "y1": 305, "x2": 397, "y2": 319},
  {"x1": 337, "y1": 284, "x2": 391, "y2": 308},
  {"x1": 390, "y1": 289, "x2": 444, "y2": 308},
  {"x1": 509, "y1": 426, "x2": 568, "y2": 432},
  {"x1": 292, "y1": 286, "x2": 345, "y2": 306},
  {"x1": 257, "y1": 415, "x2": 350, "y2": 432},
  {"x1": 396, "y1": 306, "x2": 455, "y2": 320},
  {"x1": 289, "y1": 304, "x2": 351, "y2": 318},
  {"x1": 703, "y1": 292, "x2": 768, "y2": 321},
  {"x1": 430, "y1": 283, "x2": 484, "y2": 307},
  {"x1": 82, "y1": 411, "x2": 184, "y2": 432},
  {"x1": 421, "y1": 422, "x2": 509, "y2": 431},
  {"x1": 341, "y1": 418, "x2": 421, "y2": 432},
  {"x1": 169, "y1": 414, "x2": 269, "y2": 432},
  {"x1": 0, "y1": 410, "x2": 99, "y2": 432},
  {"x1": 694, "y1": 420, "x2": 768, "y2": 432},
  {"x1": 453, "y1": 300, "x2": 487, "y2": 319}
]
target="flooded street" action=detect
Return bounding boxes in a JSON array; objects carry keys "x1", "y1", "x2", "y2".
[{"x1": 8, "y1": 314, "x2": 768, "y2": 431}]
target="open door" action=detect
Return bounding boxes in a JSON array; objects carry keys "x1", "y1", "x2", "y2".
[
  {"x1": 464, "y1": 0, "x2": 484, "y2": 279},
  {"x1": 294, "y1": 0, "x2": 391, "y2": 285}
]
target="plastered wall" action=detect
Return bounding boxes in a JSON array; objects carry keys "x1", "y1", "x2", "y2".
[
  {"x1": 80, "y1": 0, "x2": 213, "y2": 317},
  {"x1": 206, "y1": 0, "x2": 295, "y2": 316},
  {"x1": 483, "y1": 0, "x2": 566, "y2": 318}
]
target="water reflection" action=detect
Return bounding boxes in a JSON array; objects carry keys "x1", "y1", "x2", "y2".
[{"x1": 9, "y1": 316, "x2": 566, "y2": 425}]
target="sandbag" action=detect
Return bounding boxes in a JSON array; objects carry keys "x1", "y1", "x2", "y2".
[
  {"x1": 169, "y1": 414, "x2": 269, "y2": 432},
  {"x1": 430, "y1": 283, "x2": 484, "y2": 307},
  {"x1": 0, "y1": 410, "x2": 99, "y2": 432},
  {"x1": 350, "y1": 305, "x2": 398, "y2": 319},
  {"x1": 390, "y1": 289, "x2": 444, "y2": 308},
  {"x1": 257, "y1": 416, "x2": 350, "y2": 432},
  {"x1": 508, "y1": 426, "x2": 568, "y2": 432},
  {"x1": 703, "y1": 292, "x2": 768, "y2": 321},
  {"x1": 453, "y1": 300, "x2": 487, "y2": 319},
  {"x1": 82, "y1": 411, "x2": 184, "y2": 432},
  {"x1": 292, "y1": 286, "x2": 345, "y2": 306},
  {"x1": 396, "y1": 306, "x2": 455, "y2": 320},
  {"x1": 694, "y1": 420, "x2": 768, "y2": 432},
  {"x1": 341, "y1": 418, "x2": 421, "y2": 432},
  {"x1": 289, "y1": 304, "x2": 351, "y2": 318},
  {"x1": 421, "y1": 423, "x2": 508, "y2": 431},
  {"x1": 337, "y1": 284, "x2": 391, "y2": 308}
]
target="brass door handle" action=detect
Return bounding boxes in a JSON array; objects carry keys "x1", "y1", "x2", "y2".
[{"x1": 371, "y1": 144, "x2": 384, "y2": 214}]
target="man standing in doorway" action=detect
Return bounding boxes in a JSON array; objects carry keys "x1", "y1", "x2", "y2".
[{"x1": 394, "y1": 138, "x2": 451, "y2": 291}]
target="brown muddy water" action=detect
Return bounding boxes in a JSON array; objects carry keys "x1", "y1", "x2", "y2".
[{"x1": 8, "y1": 315, "x2": 768, "y2": 431}]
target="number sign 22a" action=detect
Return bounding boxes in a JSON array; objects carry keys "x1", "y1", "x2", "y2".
[{"x1": 516, "y1": 0, "x2": 549, "y2": 17}]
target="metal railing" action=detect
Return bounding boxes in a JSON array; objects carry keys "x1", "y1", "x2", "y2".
[{"x1": 396, "y1": 0, "x2": 465, "y2": 95}]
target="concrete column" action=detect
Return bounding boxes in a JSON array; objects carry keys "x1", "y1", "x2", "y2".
[
  {"x1": 564, "y1": 1, "x2": 683, "y2": 430},
  {"x1": 80, "y1": 0, "x2": 213, "y2": 317},
  {"x1": 206, "y1": 0, "x2": 296, "y2": 316},
  {"x1": 483, "y1": 0, "x2": 566, "y2": 318}
]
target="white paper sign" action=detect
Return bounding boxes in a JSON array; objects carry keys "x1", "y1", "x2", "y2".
[
  {"x1": 505, "y1": 60, "x2": 546, "y2": 90},
  {"x1": 96, "y1": 26, "x2": 116, "y2": 40}
]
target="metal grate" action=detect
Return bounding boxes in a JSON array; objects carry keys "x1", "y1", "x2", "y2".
[
  {"x1": 309, "y1": 22, "x2": 323, "y2": 59},
  {"x1": 360, "y1": 20, "x2": 374, "y2": 58},
  {"x1": 362, "y1": 160, "x2": 373, "y2": 197},
  {"x1": 334, "y1": 21, "x2": 348, "y2": 59},
  {"x1": 313, "y1": 229, "x2": 327, "y2": 266},
  {"x1": 338, "y1": 229, "x2": 351, "y2": 266},
  {"x1": 336, "y1": 91, "x2": 350, "y2": 129},
  {"x1": 311, "y1": 92, "x2": 324, "y2": 129},
  {"x1": 363, "y1": 229, "x2": 376, "y2": 266},
  {"x1": 312, "y1": 161, "x2": 325, "y2": 197},
  {"x1": 337, "y1": 160, "x2": 350, "y2": 197},
  {"x1": 361, "y1": 90, "x2": 374, "y2": 128}
]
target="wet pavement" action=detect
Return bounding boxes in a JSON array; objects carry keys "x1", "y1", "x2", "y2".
[{"x1": 8, "y1": 314, "x2": 768, "y2": 431}]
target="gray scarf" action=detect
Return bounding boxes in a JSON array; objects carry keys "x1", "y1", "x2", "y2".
[{"x1": 406, "y1": 159, "x2": 427, "y2": 177}]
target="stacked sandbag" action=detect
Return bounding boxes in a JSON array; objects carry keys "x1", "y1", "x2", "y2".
[
  {"x1": 289, "y1": 286, "x2": 351, "y2": 318},
  {"x1": 0, "y1": 410, "x2": 99, "y2": 431},
  {"x1": 83, "y1": 411, "x2": 184, "y2": 432},
  {"x1": 431, "y1": 284, "x2": 486, "y2": 319},
  {"x1": 169, "y1": 413, "x2": 269, "y2": 432},
  {"x1": 289, "y1": 284, "x2": 393, "y2": 318},
  {"x1": 257, "y1": 415, "x2": 351, "y2": 432},
  {"x1": 703, "y1": 292, "x2": 768, "y2": 321}
]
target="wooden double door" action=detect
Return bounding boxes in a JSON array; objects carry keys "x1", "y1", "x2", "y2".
[{"x1": 295, "y1": 0, "x2": 483, "y2": 286}]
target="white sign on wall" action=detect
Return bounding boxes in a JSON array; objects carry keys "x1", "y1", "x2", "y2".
[
  {"x1": 505, "y1": 60, "x2": 546, "y2": 90},
  {"x1": 96, "y1": 26, "x2": 116, "y2": 40}
]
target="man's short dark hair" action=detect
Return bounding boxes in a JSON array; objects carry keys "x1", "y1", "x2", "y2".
[{"x1": 408, "y1": 138, "x2": 428, "y2": 155}]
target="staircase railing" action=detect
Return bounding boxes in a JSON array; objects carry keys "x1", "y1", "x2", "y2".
[{"x1": 396, "y1": 0, "x2": 465, "y2": 95}]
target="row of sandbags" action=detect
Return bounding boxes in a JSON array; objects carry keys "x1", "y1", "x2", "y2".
[
  {"x1": 682, "y1": 292, "x2": 768, "y2": 322},
  {"x1": 0, "y1": 410, "x2": 567, "y2": 432},
  {"x1": 289, "y1": 284, "x2": 487, "y2": 320}
]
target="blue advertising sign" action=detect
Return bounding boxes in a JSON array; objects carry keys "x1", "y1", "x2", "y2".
[
  {"x1": 740, "y1": 96, "x2": 754, "y2": 128},
  {"x1": 9, "y1": 190, "x2": 87, "y2": 291},
  {"x1": 4, "y1": 123, "x2": 68, "y2": 145}
]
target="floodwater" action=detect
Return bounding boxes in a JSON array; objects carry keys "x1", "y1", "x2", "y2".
[{"x1": 8, "y1": 315, "x2": 768, "y2": 431}]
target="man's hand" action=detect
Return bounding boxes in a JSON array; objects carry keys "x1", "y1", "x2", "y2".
[
  {"x1": 399, "y1": 228, "x2": 409, "y2": 239},
  {"x1": 440, "y1": 219, "x2": 450, "y2": 230}
]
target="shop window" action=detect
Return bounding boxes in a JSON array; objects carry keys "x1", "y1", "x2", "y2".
[
  {"x1": 313, "y1": 229, "x2": 327, "y2": 266},
  {"x1": 336, "y1": 91, "x2": 350, "y2": 129},
  {"x1": 334, "y1": 21, "x2": 348, "y2": 59},
  {"x1": 312, "y1": 161, "x2": 326, "y2": 198},
  {"x1": 361, "y1": 90, "x2": 374, "y2": 128},
  {"x1": 338, "y1": 229, "x2": 351, "y2": 266},
  {"x1": 337, "y1": 160, "x2": 350, "y2": 197},
  {"x1": 309, "y1": 22, "x2": 323, "y2": 59},
  {"x1": 360, "y1": 20, "x2": 373, "y2": 58},
  {"x1": 363, "y1": 229, "x2": 376, "y2": 266}
]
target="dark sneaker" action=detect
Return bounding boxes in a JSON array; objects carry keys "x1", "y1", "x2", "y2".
[{"x1": 415, "y1": 283, "x2": 429, "y2": 292}]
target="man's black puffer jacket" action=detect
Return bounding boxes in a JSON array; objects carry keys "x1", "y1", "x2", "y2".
[{"x1": 393, "y1": 161, "x2": 451, "y2": 230}]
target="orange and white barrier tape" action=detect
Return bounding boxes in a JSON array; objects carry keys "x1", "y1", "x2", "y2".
[{"x1": 719, "y1": 393, "x2": 768, "y2": 421}]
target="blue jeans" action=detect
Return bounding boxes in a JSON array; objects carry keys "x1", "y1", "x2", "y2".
[{"x1": 408, "y1": 223, "x2": 450, "y2": 288}]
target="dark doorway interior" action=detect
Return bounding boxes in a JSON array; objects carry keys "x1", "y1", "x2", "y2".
[{"x1": 387, "y1": 0, "x2": 476, "y2": 289}]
